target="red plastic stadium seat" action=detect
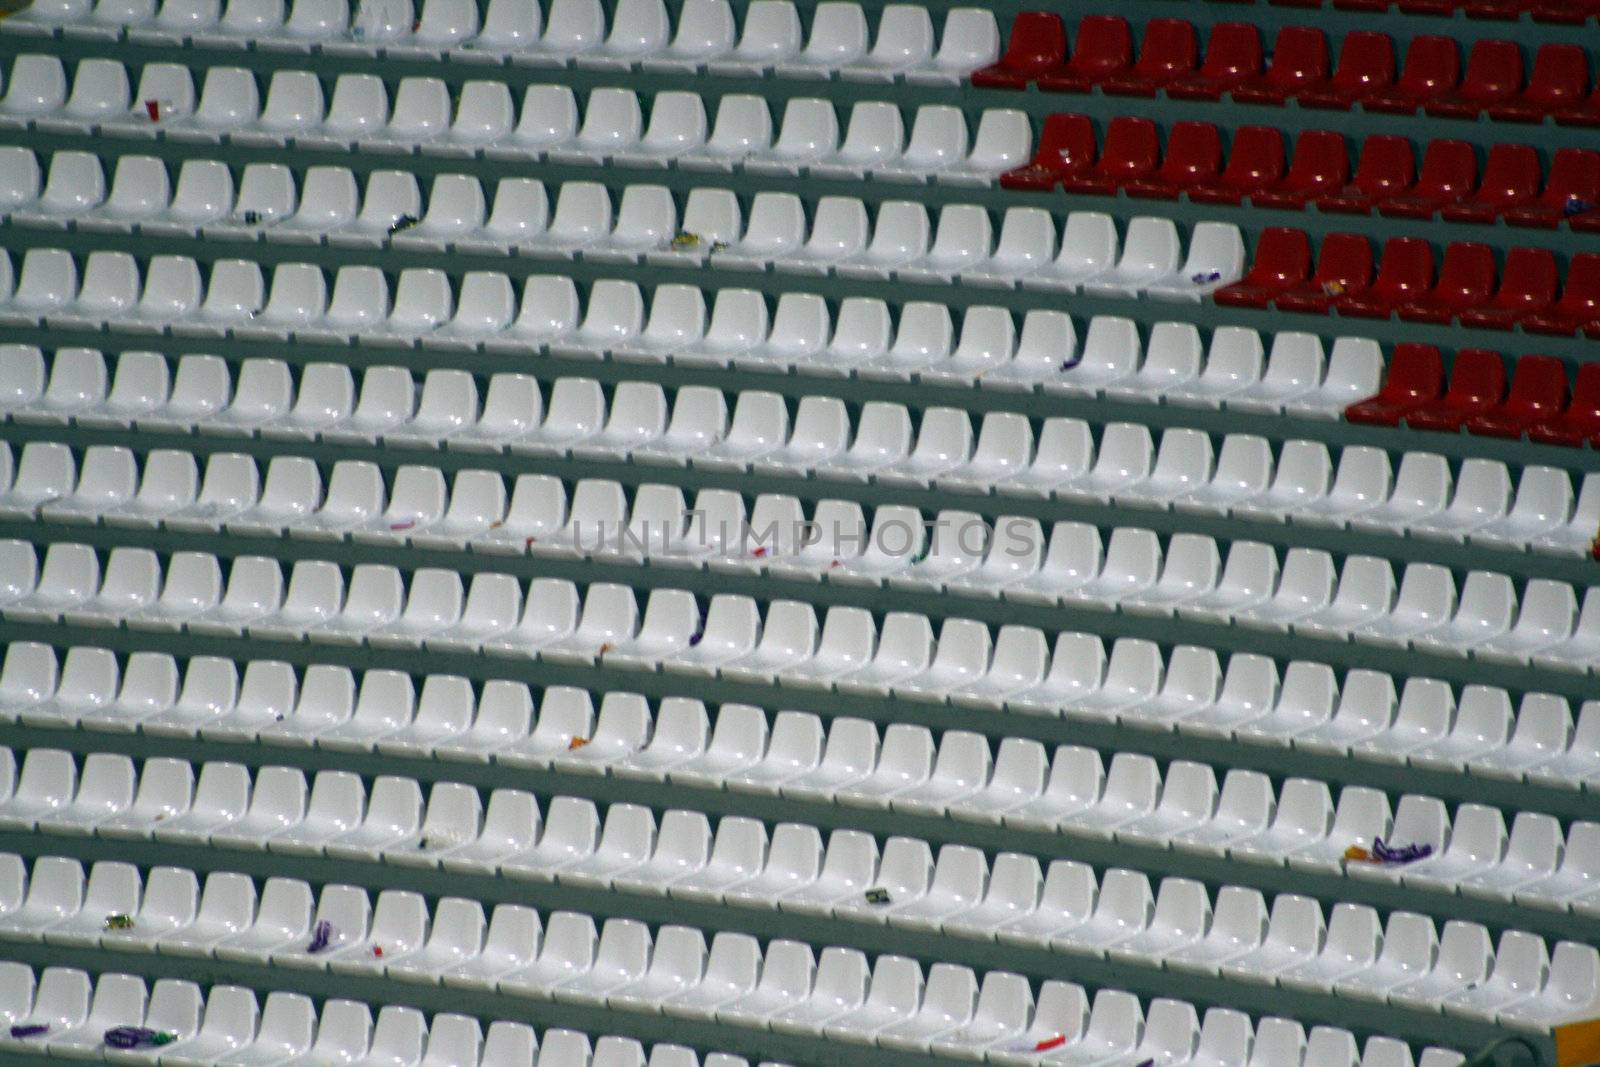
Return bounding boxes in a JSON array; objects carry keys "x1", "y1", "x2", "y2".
[
  {"x1": 1124, "y1": 121, "x2": 1222, "y2": 199},
  {"x1": 1214, "y1": 227, "x2": 1312, "y2": 307},
  {"x1": 972, "y1": 12, "x2": 1066, "y2": 89},
  {"x1": 1503, "y1": 149, "x2": 1600, "y2": 228},
  {"x1": 1466, "y1": 355, "x2": 1570, "y2": 438},
  {"x1": 1398, "y1": 242, "x2": 1496, "y2": 324},
  {"x1": 1037, "y1": 15, "x2": 1133, "y2": 92},
  {"x1": 1439, "y1": 144, "x2": 1540, "y2": 224},
  {"x1": 1299, "y1": 31, "x2": 1396, "y2": 109},
  {"x1": 1404, "y1": 348, "x2": 1507, "y2": 432},
  {"x1": 1337, "y1": 237, "x2": 1434, "y2": 318},
  {"x1": 1102, "y1": 19, "x2": 1198, "y2": 96},
  {"x1": 1425, "y1": 39, "x2": 1524, "y2": 118},
  {"x1": 1252, "y1": 130, "x2": 1349, "y2": 209},
  {"x1": 1397, "y1": 0, "x2": 1456, "y2": 13},
  {"x1": 1344, "y1": 343, "x2": 1446, "y2": 426},
  {"x1": 1458, "y1": 247, "x2": 1559, "y2": 330},
  {"x1": 1378, "y1": 139, "x2": 1476, "y2": 218},
  {"x1": 1529, "y1": 363, "x2": 1600, "y2": 447},
  {"x1": 1000, "y1": 112, "x2": 1096, "y2": 191},
  {"x1": 1487, "y1": 44, "x2": 1590, "y2": 121},
  {"x1": 1464, "y1": 0, "x2": 1527, "y2": 17},
  {"x1": 1318, "y1": 135, "x2": 1415, "y2": 214},
  {"x1": 1522, "y1": 253, "x2": 1600, "y2": 335},
  {"x1": 1365, "y1": 36, "x2": 1460, "y2": 113},
  {"x1": 1232, "y1": 27, "x2": 1330, "y2": 105},
  {"x1": 1189, "y1": 126, "x2": 1285, "y2": 204},
  {"x1": 1532, "y1": 0, "x2": 1600, "y2": 23},
  {"x1": 1275, "y1": 232, "x2": 1374, "y2": 313},
  {"x1": 1167, "y1": 23, "x2": 1262, "y2": 101},
  {"x1": 1334, "y1": 0, "x2": 1392, "y2": 12},
  {"x1": 1556, "y1": 85, "x2": 1600, "y2": 127},
  {"x1": 1060, "y1": 116, "x2": 1159, "y2": 195}
]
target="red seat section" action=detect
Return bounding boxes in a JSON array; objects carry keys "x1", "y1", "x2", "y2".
[
  {"x1": 1458, "y1": 247, "x2": 1559, "y2": 330},
  {"x1": 1522, "y1": 253, "x2": 1600, "y2": 335},
  {"x1": 1189, "y1": 126, "x2": 1286, "y2": 205},
  {"x1": 1488, "y1": 44, "x2": 1589, "y2": 121},
  {"x1": 1214, "y1": 227, "x2": 1312, "y2": 308},
  {"x1": 1439, "y1": 144, "x2": 1540, "y2": 223},
  {"x1": 1398, "y1": 242, "x2": 1496, "y2": 324},
  {"x1": 1337, "y1": 237, "x2": 1435, "y2": 318},
  {"x1": 1232, "y1": 27, "x2": 1331, "y2": 104},
  {"x1": 1403, "y1": 348, "x2": 1507, "y2": 432},
  {"x1": 1503, "y1": 149, "x2": 1600, "y2": 228},
  {"x1": 1317, "y1": 135, "x2": 1414, "y2": 214},
  {"x1": 1378, "y1": 139, "x2": 1476, "y2": 218},
  {"x1": 1365, "y1": 36, "x2": 1460, "y2": 113},
  {"x1": 1465, "y1": 355, "x2": 1570, "y2": 438},
  {"x1": 1529, "y1": 364, "x2": 1600, "y2": 447},
  {"x1": 999, "y1": 112, "x2": 1095, "y2": 191},
  {"x1": 972, "y1": 12, "x2": 1065, "y2": 89},
  {"x1": 1344, "y1": 343, "x2": 1446, "y2": 426},
  {"x1": 1124, "y1": 121, "x2": 1222, "y2": 199},
  {"x1": 1425, "y1": 39, "x2": 1524, "y2": 118},
  {"x1": 1299, "y1": 31, "x2": 1396, "y2": 108},
  {"x1": 1275, "y1": 233, "x2": 1374, "y2": 313},
  {"x1": 1556, "y1": 82, "x2": 1600, "y2": 127},
  {"x1": 1167, "y1": 22, "x2": 1261, "y2": 100},
  {"x1": 1060, "y1": 116, "x2": 1159, "y2": 195},
  {"x1": 1101, "y1": 19, "x2": 1198, "y2": 96},
  {"x1": 1252, "y1": 130, "x2": 1349, "y2": 209},
  {"x1": 1038, "y1": 15, "x2": 1133, "y2": 92}
]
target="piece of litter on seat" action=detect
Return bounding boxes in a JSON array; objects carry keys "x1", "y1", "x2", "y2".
[
  {"x1": 568, "y1": 736, "x2": 591, "y2": 750},
  {"x1": 388, "y1": 215, "x2": 421, "y2": 235},
  {"x1": 863, "y1": 887, "x2": 891, "y2": 905},
  {"x1": 372, "y1": 945, "x2": 384, "y2": 957},
  {"x1": 389, "y1": 519, "x2": 417, "y2": 531},
  {"x1": 103, "y1": 913, "x2": 135, "y2": 930},
  {"x1": 1191, "y1": 271, "x2": 1221, "y2": 284},
  {"x1": 1345, "y1": 838, "x2": 1433, "y2": 865},
  {"x1": 1006, "y1": 1033, "x2": 1067, "y2": 1053},
  {"x1": 307, "y1": 919, "x2": 334, "y2": 954},
  {"x1": 104, "y1": 1027, "x2": 177, "y2": 1050},
  {"x1": 1060, "y1": 352, "x2": 1084, "y2": 371},
  {"x1": 10, "y1": 1024, "x2": 48, "y2": 1039},
  {"x1": 688, "y1": 614, "x2": 707, "y2": 646}
]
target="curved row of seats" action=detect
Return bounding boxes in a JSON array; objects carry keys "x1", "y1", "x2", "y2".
[
  {"x1": 9, "y1": 369, "x2": 1596, "y2": 552},
  {"x1": 1, "y1": 795, "x2": 1598, "y2": 1040},
  {"x1": 5, "y1": 388, "x2": 1596, "y2": 545},
  {"x1": 0, "y1": 961, "x2": 718, "y2": 1067},
  {"x1": 3, "y1": 642, "x2": 1597, "y2": 851},
  {"x1": 1, "y1": 61, "x2": 1026, "y2": 183},
  {"x1": 0, "y1": 224, "x2": 1240, "y2": 351},
  {"x1": 1220, "y1": 231, "x2": 1600, "y2": 337},
  {"x1": 1349, "y1": 346, "x2": 1600, "y2": 450},
  {"x1": 6, "y1": 0, "x2": 997, "y2": 86},
  {"x1": 3, "y1": 744, "x2": 1597, "y2": 986},
  {"x1": 1244, "y1": 0, "x2": 1599, "y2": 20},
  {"x1": 0, "y1": 330, "x2": 1378, "y2": 434},
  {"x1": 25, "y1": 535, "x2": 1600, "y2": 676},
  {"x1": 7, "y1": 423, "x2": 1600, "y2": 603},
  {"x1": 2, "y1": 759, "x2": 1597, "y2": 1017},
  {"x1": 1002, "y1": 116, "x2": 1600, "y2": 232},
  {"x1": 0, "y1": 860, "x2": 1505, "y2": 1067},
  {"x1": 7, "y1": 637, "x2": 1596, "y2": 794},
  {"x1": 976, "y1": 17, "x2": 1600, "y2": 126}
]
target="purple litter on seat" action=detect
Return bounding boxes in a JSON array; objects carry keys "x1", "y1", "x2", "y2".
[
  {"x1": 10, "y1": 1024, "x2": 47, "y2": 1039},
  {"x1": 104, "y1": 1026, "x2": 177, "y2": 1049},
  {"x1": 1371, "y1": 838, "x2": 1433, "y2": 865},
  {"x1": 307, "y1": 918, "x2": 334, "y2": 953}
]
